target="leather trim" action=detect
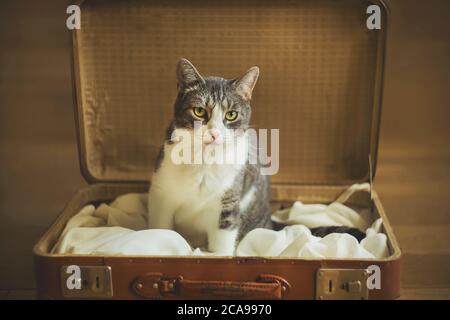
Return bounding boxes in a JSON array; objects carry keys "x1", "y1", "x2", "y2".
[{"x1": 132, "y1": 273, "x2": 290, "y2": 300}]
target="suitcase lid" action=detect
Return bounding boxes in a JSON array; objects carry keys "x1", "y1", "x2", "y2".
[{"x1": 71, "y1": 0, "x2": 388, "y2": 185}]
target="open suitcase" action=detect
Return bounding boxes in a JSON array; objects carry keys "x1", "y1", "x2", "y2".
[{"x1": 33, "y1": 0, "x2": 401, "y2": 300}]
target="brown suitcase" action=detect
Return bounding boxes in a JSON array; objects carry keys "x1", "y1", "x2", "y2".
[{"x1": 33, "y1": 0, "x2": 401, "y2": 300}]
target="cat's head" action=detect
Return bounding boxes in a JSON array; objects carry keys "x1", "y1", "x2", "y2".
[{"x1": 168, "y1": 58, "x2": 259, "y2": 164}]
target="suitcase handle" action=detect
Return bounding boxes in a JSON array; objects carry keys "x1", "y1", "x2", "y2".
[{"x1": 132, "y1": 272, "x2": 291, "y2": 299}]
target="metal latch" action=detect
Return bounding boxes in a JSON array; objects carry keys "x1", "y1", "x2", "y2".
[
  {"x1": 61, "y1": 265, "x2": 113, "y2": 299},
  {"x1": 316, "y1": 268, "x2": 369, "y2": 300}
]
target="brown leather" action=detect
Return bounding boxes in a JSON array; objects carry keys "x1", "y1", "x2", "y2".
[{"x1": 132, "y1": 273, "x2": 291, "y2": 300}]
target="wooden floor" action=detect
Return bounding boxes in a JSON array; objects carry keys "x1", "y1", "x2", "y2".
[
  {"x1": 376, "y1": 144, "x2": 450, "y2": 299},
  {"x1": 1, "y1": 288, "x2": 450, "y2": 300}
]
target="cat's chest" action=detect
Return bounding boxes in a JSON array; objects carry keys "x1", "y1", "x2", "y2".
[
  {"x1": 174, "y1": 183, "x2": 222, "y2": 230},
  {"x1": 174, "y1": 167, "x2": 235, "y2": 210},
  {"x1": 164, "y1": 164, "x2": 240, "y2": 241},
  {"x1": 158, "y1": 157, "x2": 240, "y2": 214}
]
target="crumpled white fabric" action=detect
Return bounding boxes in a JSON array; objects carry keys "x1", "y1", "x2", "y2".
[
  {"x1": 236, "y1": 220, "x2": 388, "y2": 258},
  {"x1": 52, "y1": 183, "x2": 389, "y2": 259}
]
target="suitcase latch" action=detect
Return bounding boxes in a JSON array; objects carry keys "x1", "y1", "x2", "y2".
[
  {"x1": 315, "y1": 268, "x2": 369, "y2": 300},
  {"x1": 61, "y1": 265, "x2": 113, "y2": 299}
]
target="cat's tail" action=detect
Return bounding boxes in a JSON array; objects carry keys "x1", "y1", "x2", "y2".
[
  {"x1": 309, "y1": 226, "x2": 366, "y2": 242},
  {"x1": 271, "y1": 222, "x2": 366, "y2": 242}
]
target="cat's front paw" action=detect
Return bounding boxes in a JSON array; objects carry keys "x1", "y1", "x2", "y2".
[{"x1": 207, "y1": 229, "x2": 238, "y2": 256}]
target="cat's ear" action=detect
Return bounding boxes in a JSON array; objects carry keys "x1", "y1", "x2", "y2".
[
  {"x1": 233, "y1": 66, "x2": 259, "y2": 101},
  {"x1": 176, "y1": 58, "x2": 205, "y2": 91}
]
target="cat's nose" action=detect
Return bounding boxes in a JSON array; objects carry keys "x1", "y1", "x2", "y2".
[{"x1": 207, "y1": 128, "x2": 223, "y2": 145}]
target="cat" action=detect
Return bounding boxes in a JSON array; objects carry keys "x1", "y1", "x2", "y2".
[{"x1": 148, "y1": 58, "x2": 272, "y2": 255}]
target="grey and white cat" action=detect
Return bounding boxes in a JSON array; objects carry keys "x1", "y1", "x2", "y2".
[{"x1": 148, "y1": 58, "x2": 272, "y2": 255}]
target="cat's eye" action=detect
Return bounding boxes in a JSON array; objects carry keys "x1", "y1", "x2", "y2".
[
  {"x1": 225, "y1": 111, "x2": 238, "y2": 122},
  {"x1": 192, "y1": 107, "x2": 206, "y2": 118}
]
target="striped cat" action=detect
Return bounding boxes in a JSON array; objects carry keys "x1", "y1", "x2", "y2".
[
  {"x1": 148, "y1": 58, "x2": 272, "y2": 255},
  {"x1": 148, "y1": 59, "x2": 366, "y2": 255}
]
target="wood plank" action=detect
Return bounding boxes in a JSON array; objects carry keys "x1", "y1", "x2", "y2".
[
  {"x1": 402, "y1": 254, "x2": 450, "y2": 288},
  {"x1": 5, "y1": 290, "x2": 36, "y2": 300},
  {"x1": 0, "y1": 290, "x2": 8, "y2": 299},
  {"x1": 400, "y1": 287, "x2": 450, "y2": 300},
  {"x1": 0, "y1": 142, "x2": 85, "y2": 289},
  {"x1": 376, "y1": 147, "x2": 450, "y2": 227},
  {"x1": 394, "y1": 225, "x2": 450, "y2": 255}
]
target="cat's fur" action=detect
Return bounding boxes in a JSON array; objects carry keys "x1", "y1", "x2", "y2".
[{"x1": 148, "y1": 58, "x2": 271, "y2": 255}]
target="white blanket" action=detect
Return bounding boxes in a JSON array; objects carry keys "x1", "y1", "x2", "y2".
[{"x1": 52, "y1": 183, "x2": 388, "y2": 259}]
